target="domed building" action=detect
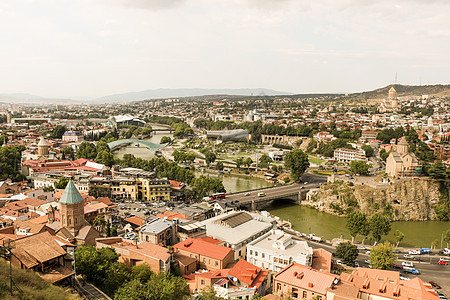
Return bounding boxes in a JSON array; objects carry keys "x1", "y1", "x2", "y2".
[
  {"x1": 380, "y1": 86, "x2": 400, "y2": 112},
  {"x1": 385, "y1": 137, "x2": 421, "y2": 177},
  {"x1": 37, "y1": 136, "x2": 49, "y2": 157}
]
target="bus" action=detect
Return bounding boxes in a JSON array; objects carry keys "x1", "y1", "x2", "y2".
[{"x1": 211, "y1": 193, "x2": 226, "y2": 200}]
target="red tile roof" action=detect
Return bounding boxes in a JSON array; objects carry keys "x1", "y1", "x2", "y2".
[
  {"x1": 229, "y1": 259, "x2": 269, "y2": 289},
  {"x1": 173, "y1": 237, "x2": 233, "y2": 261},
  {"x1": 274, "y1": 263, "x2": 337, "y2": 295}
]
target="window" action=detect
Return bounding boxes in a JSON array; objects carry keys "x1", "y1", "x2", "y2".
[
  {"x1": 203, "y1": 258, "x2": 206, "y2": 263},
  {"x1": 303, "y1": 291, "x2": 307, "y2": 299},
  {"x1": 261, "y1": 253, "x2": 265, "y2": 258},
  {"x1": 277, "y1": 283, "x2": 281, "y2": 291},
  {"x1": 201, "y1": 280, "x2": 205, "y2": 285},
  {"x1": 255, "y1": 251, "x2": 258, "y2": 256},
  {"x1": 215, "y1": 261, "x2": 218, "y2": 266},
  {"x1": 250, "y1": 250, "x2": 253, "y2": 255},
  {"x1": 292, "y1": 288, "x2": 298, "y2": 299}
]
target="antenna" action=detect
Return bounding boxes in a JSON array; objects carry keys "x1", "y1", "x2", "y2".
[{"x1": 394, "y1": 72, "x2": 397, "y2": 85}]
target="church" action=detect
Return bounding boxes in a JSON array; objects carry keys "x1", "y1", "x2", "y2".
[
  {"x1": 46, "y1": 180, "x2": 101, "y2": 246},
  {"x1": 379, "y1": 86, "x2": 400, "y2": 112},
  {"x1": 385, "y1": 137, "x2": 421, "y2": 177}
]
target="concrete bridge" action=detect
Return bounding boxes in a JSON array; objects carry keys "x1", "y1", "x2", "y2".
[
  {"x1": 107, "y1": 139, "x2": 167, "y2": 151},
  {"x1": 152, "y1": 128, "x2": 174, "y2": 132},
  {"x1": 224, "y1": 182, "x2": 320, "y2": 211}
]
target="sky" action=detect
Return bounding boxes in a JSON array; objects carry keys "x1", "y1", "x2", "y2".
[{"x1": 0, "y1": 0, "x2": 449, "y2": 99}]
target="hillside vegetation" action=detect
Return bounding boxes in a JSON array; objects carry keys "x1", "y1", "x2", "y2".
[
  {"x1": 343, "y1": 84, "x2": 450, "y2": 101},
  {"x1": 0, "y1": 259, "x2": 78, "y2": 300}
]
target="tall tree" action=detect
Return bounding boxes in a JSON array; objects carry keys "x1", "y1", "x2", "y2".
[
  {"x1": 369, "y1": 242, "x2": 396, "y2": 270},
  {"x1": 335, "y1": 242, "x2": 359, "y2": 266},
  {"x1": 346, "y1": 211, "x2": 369, "y2": 243},
  {"x1": 349, "y1": 160, "x2": 370, "y2": 175},
  {"x1": 51, "y1": 125, "x2": 67, "y2": 139},
  {"x1": 284, "y1": 149, "x2": 310, "y2": 182},
  {"x1": 394, "y1": 230, "x2": 404, "y2": 248},
  {"x1": 370, "y1": 213, "x2": 391, "y2": 243}
]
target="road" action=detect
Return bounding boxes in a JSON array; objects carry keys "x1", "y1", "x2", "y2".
[
  {"x1": 290, "y1": 232, "x2": 450, "y2": 296},
  {"x1": 226, "y1": 173, "x2": 327, "y2": 205}
]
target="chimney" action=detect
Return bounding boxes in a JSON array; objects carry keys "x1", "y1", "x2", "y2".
[{"x1": 308, "y1": 282, "x2": 313, "y2": 288}]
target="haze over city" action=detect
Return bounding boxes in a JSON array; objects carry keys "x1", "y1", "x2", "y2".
[{"x1": 1, "y1": 0, "x2": 449, "y2": 99}]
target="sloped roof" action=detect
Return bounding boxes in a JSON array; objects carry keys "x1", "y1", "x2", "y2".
[
  {"x1": 59, "y1": 181, "x2": 84, "y2": 204},
  {"x1": 229, "y1": 258, "x2": 268, "y2": 289},
  {"x1": 173, "y1": 237, "x2": 233, "y2": 261}
]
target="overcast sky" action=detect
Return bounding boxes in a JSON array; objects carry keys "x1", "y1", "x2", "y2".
[{"x1": 1, "y1": 0, "x2": 449, "y2": 98}]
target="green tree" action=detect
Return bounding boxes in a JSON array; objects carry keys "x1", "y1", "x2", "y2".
[
  {"x1": 216, "y1": 161, "x2": 224, "y2": 171},
  {"x1": 197, "y1": 286, "x2": 225, "y2": 300},
  {"x1": 0, "y1": 145, "x2": 26, "y2": 181},
  {"x1": 443, "y1": 229, "x2": 450, "y2": 248},
  {"x1": 236, "y1": 157, "x2": 244, "y2": 170},
  {"x1": 96, "y1": 150, "x2": 115, "y2": 167},
  {"x1": 259, "y1": 154, "x2": 272, "y2": 169},
  {"x1": 60, "y1": 146, "x2": 75, "y2": 160},
  {"x1": 114, "y1": 272, "x2": 189, "y2": 300},
  {"x1": 190, "y1": 175, "x2": 226, "y2": 199},
  {"x1": 244, "y1": 157, "x2": 253, "y2": 169},
  {"x1": 394, "y1": 230, "x2": 404, "y2": 248},
  {"x1": 51, "y1": 125, "x2": 67, "y2": 139},
  {"x1": 0, "y1": 134, "x2": 9, "y2": 146},
  {"x1": 335, "y1": 242, "x2": 359, "y2": 266},
  {"x1": 160, "y1": 136, "x2": 171, "y2": 144},
  {"x1": 54, "y1": 177, "x2": 69, "y2": 189},
  {"x1": 428, "y1": 162, "x2": 447, "y2": 180},
  {"x1": 284, "y1": 149, "x2": 310, "y2": 182},
  {"x1": 369, "y1": 242, "x2": 396, "y2": 270},
  {"x1": 346, "y1": 211, "x2": 369, "y2": 243},
  {"x1": 361, "y1": 145, "x2": 374, "y2": 157},
  {"x1": 203, "y1": 150, "x2": 216, "y2": 166},
  {"x1": 349, "y1": 160, "x2": 370, "y2": 175},
  {"x1": 379, "y1": 149, "x2": 389, "y2": 162},
  {"x1": 370, "y1": 213, "x2": 391, "y2": 242},
  {"x1": 76, "y1": 141, "x2": 97, "y2": 159}
]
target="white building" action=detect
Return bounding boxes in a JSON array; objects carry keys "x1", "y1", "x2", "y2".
[
  {"x1": 201, "y1": 211, "x2": 275, "y2": 260},
  {"x1": 333, "y1": 148, "x2": 366, "y2": 162},
  {"x1": 246, "y1": 230, "x2": 313, "y2": 272},
  {"x1": 62, "y1": 131, "x2": 84, "y2": 143}
]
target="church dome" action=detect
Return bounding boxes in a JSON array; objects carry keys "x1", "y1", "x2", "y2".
[
  {"x1": 38, "y1": 136, "x2": 49, "y2": 147},
  {"x1": 59, "y1": 180, "x2": 84, "y2": 204}
]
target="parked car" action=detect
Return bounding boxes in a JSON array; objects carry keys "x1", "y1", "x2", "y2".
[
  {"x1": 393, "y1": 264, "x2": 403, "y2": 269},
  {"x1": 429, "y1": 281, "x2": 442, "y2": 289},
  {"x1": 438, "y1": 259, "x2": 449, "y2": 265},
  {"x1": 404, "y1": 254, "x2": 415, "y2": 260},
  {"x1": 393, "y1": 249, "x2": 401, "y2": 253},
  {"x1": 420, "y1": 248, "x2": 431, "y2": 254},
  {"x1": 403, "y1": 267, "x2": 420, "y2": 275},
  {"x1": 336, "y1": 260, "x2": 343, "y2": 265},
  {"x1": 402, "y1": 261, "x2": 414, "y2": 268},
  {"x1": 409, "y1": 249, "x2": 420, "y2": 255},
  {"x1": 357, "y1": 246, "x2": 366, "y2": 250},
  {"x1": 245, "y1": 192, "x2": 250, "y2": 196},
  {"x1": 364, "y1": 259, "x2": 370, "y2": 264}
]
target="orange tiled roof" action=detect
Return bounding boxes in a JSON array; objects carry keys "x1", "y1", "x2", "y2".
[{"x1": 173, "y1": 237, "x2": 233, "y2": 261}]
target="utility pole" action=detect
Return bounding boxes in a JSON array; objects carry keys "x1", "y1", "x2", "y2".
[{"x1": 0, "y1": 239, "x2": 15, "y2": 296}]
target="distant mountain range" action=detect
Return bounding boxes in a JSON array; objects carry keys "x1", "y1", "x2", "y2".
[
  {"x1": 91, "y1": 88, "x2": 293, "y2": 103},
  {"x1": 1, "y1": 84, "x2": 449, "y2": 105}
]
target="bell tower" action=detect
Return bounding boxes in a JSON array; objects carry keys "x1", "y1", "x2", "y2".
[{"x1": 59, "y1": 180, "x2": 85, "y2": 235}]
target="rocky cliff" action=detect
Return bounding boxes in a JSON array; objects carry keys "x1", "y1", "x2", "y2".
[{"x1": 310, "y1": 179, "x2": 445, "y2": 221}]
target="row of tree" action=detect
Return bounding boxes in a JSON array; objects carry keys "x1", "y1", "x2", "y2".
[
  {"x1": 0, "y1": 145, "x2": 26, "y2": 182},
  {"x1": 346, "y1": 211, "x2": 391, "y2": 243}
]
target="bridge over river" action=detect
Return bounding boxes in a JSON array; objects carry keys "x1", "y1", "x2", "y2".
[{"x1": 224, "y1": 178, "x2": 326, "y2": 210}]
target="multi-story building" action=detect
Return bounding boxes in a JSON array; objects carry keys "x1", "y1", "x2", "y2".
[
  {"x1": 201, "y1": 211, "x2": 275, "y2": 260},
  {"x1": 96, "y1": 237, "x2": 171, "y2": 273},
  {"x1": 273, "y1": 262, "x2": 338, "y2": 300},
  {"x1": 333, "y1": 148, "x2": 366, "y2": 162},
  {"x1": 173, "y1": 237, "x2": 234, "y2": 270},
  {"x1": 247, "y1": 230, "x2": 313, "y2": 272},
  {"x1": 139, "y1": 178, "x2": 171, "y2": 202},
  {"x1": 360, "y1": 130, "x2": 379, "y2": 142},
  {"x1": 62, "y1": 131, "x2": 84, "y2": 143}
]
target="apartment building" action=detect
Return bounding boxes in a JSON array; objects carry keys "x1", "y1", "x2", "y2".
[
  {"x1": 247, "y1": 230, "x2": 313, "y2": 272},
  {"x1": 333, "y1": 148, "x2": 366, "y2": 162}
]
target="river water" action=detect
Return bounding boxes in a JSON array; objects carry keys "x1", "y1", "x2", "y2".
[{"x1": 267, "y1": 202, "x2": 450, "y2": 248}]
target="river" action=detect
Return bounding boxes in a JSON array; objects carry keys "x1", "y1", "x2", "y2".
[{"x1": 267, "y1": 202, "x2": 450, "y2": 248}]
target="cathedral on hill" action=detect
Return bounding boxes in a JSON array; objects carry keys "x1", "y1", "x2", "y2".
[{"x1": 380, "y1": 86, "x2": 400, "y2": 112}]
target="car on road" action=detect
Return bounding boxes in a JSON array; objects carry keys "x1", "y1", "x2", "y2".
[
  {"x1": 364, "y1": 259, "x2": 370, "y2": 264},
  {"x1": 429, "y1": 281, "x2": 442, "y2": 289},
  {"x1": 404, "y1": 254, "x2": 415, "y2": 260},
  {"x1": 245, "y1": 192, "x2": 250, "y2": 196},
  {"x1": 403, "y1": 266, "x2": 420, "y2": 275},
  {"x1": 365, "y1": 251, "x2": 371, "y2": 255},
  {"x1": 393, "y1": 264, "x2": 403, "y2": 269},
  {"x1": 438, "y1": 259, "x2": 449, "y2": 265},
  {"x1": 409, "y1": 249, "x2": 420, "y2": 255},
  {"x1": 336, "y1": 260, "x2": 343, "y2": 265},
  {"x1": 357, "y1": 246, "x2": 366, "y2": 250},
  {"x1": 402, "y1": 261, "x2": 413, "y2": 268}
]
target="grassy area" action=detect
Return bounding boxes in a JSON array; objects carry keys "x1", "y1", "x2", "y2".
[
  {"x1": 308, "y1": 155, "x2": 325, "y2": 165},
  {"x1": 0, "y1": 259, "x2": 78, "y2": 300}
]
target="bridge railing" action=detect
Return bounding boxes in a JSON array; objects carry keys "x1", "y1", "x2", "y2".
[{"x1": 226, "y1": 183, "x2": 295, "y2": 196}]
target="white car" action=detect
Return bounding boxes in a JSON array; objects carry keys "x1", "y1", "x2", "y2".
[
  {"x1": 403, "y1": 254, "x2": 415, "y2": 259},
  {"x1": 357, "y1": 246, "x2": 366, "y2": 250},
  {"x1": 409, "y1": 250, "x2": 420, "y2": 255},
  {"x1": 336, "y1": 260, "x2": 343, "y2": 265},
  {"x1": 364, "y1": 259, "x2": 370, "y2": 264},
  {"x1": 402, "y1": 261, "x2": 414, "y2": 268}
]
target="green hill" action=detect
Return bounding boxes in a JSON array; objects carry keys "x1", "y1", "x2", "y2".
[{"x1": 0, "y1": 259, "x2": 79, "y2": 300}]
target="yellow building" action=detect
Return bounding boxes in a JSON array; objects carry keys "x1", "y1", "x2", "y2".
[
  {"x1": 380, "y1": 86, "x2": 400, "y2": 112},
  {"x1": 139, "y1": 179, "x2": 172, "y2": 201}
]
